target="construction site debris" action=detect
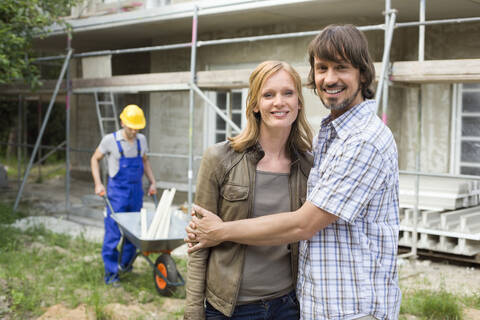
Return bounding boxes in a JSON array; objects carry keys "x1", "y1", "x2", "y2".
[{"x1": 399, "y1": 174, "x2": 480, "y2": 211}]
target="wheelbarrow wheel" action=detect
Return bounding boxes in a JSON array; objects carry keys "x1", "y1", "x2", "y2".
[{"x1": 153, "y1": 254, "x2": 178, "y2": 296}]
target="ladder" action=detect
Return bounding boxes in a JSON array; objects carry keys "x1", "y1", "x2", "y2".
[
  {"x1": 94, "y1": 92, "x2": 119, "y2": 186},
  {"x1": 94, "y1": 92, "x2": 119, "y2": 137}
]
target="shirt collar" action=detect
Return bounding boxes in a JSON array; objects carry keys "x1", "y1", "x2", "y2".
[
  {"x1": 115, "y1": 130, "x2": 126, "y2": 141},
  {"x1": 320, "y1": 100, "x2": 377, "y2": 140}
]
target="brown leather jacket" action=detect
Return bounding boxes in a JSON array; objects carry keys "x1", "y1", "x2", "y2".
[{"x1": 184, "y1": 141, "x2": 313, "y2": 319}]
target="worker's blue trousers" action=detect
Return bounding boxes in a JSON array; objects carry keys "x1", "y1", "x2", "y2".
[{"x1": 102, "y1": 133, "x2": 144, "y2": 284}]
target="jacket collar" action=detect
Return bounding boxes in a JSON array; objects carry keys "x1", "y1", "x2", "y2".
[{"x1": 246, "y1": 141, "x2": 303, "y2": 167}]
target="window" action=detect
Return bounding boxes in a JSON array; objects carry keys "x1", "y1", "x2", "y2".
[
  {"x1": 455, "y1": 83, "x2": 480, "y2": 176},
  {"x1": 204, "y1": 90, "x2": 247, "y2": 148}
]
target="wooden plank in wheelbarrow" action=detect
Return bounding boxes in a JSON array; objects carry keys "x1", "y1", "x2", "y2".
[{"x1": 111, "y1": 211, "x2": 184, "y2": 252}]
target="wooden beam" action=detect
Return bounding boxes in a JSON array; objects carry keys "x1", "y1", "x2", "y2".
[{"x1": 389, "y1": 59, "x2": 480, "y2": 83}]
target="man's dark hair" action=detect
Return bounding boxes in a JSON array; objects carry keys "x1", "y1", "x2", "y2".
[{"x1": 307, "y1": 24, "x2": 375, "y2": 99}]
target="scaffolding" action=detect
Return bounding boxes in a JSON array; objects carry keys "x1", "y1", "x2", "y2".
[{"x1": 5, "y1": 0, "x2": 480, "y2": 260}]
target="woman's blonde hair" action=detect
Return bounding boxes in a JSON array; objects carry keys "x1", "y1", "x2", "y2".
[{"x1": 229, "y1": 60, "x2": 313, "y2": 154}]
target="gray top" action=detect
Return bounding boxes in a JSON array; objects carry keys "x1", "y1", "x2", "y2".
[
  {"x1": 98, "y1": 129, "x2": 148, "y2": 178},
  {"x1": 237, "y1": 170, "x2": 293, "y2": 303}
]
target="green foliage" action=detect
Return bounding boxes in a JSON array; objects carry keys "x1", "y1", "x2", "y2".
[
  {"x1": 401, "y1": 289, "x2": 463, "y2": 319},
  {"x1": 0, "y1": 0, "x2": 79, "y2": 87},
  {"x1": 0, "y1": 98, "x2": 66, "y2": 161}
]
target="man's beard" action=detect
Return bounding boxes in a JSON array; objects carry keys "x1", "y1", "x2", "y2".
[{"x1": 320, "y1": 86, "x2": 362, "y2": 113}]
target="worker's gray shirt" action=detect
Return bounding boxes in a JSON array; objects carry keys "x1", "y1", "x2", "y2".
[{"x1": 98, "y1": 129, "x2": 148, "y2": 178}]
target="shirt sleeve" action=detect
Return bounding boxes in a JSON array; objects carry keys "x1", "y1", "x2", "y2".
[
  {"x1": 98, "y1": 134, "x2": 112, "y2": 155},
  {"x1": 139, "y1": 134, "x2": 149, "y2": 155},
  {"x1": 307, "y1": 140, "x2": 387, "y2": 224}
]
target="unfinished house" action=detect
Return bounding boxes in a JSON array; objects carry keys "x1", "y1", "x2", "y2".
[{"x1": 2, "y1": 0, "x2": 480, "y2": 261}]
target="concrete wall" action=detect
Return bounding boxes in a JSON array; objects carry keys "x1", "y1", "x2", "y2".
[
  {"x1": 148, "y1": 91, "x2": 203, "y2": 186},
  {"x1": 70, "y1": 93, "x2": 100, "y2": 176},
  {"x1": 390, "y1": 84, "x2": 451, "y2": 173}
]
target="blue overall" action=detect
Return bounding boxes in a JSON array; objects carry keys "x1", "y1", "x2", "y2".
[{"x1": 102, "y1": 131, "x2": 144, "y2": 284}]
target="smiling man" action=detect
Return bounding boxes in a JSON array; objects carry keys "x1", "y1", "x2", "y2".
[{"x1": 187, "y1": 25, "x2": 401, "y2": 320}]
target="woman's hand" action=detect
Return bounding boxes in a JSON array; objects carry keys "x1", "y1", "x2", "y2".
[{"x1": 185, "y1": 204, "x2": 224, "y2": 253}]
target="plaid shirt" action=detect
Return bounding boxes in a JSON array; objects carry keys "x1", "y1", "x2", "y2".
[{"x1": 297, "y1": 100, "x2": 401, "y2": 320}]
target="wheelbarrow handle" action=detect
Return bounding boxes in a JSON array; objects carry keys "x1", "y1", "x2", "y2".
[
  {"x1": 151, "y1": 193, "x2": 158, "y2": 208},
  {"x1": 99, "y1": 191, "x2": 115, "y2": 216}
]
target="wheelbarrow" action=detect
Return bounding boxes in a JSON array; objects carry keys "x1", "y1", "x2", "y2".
[{"x1": 101, "y1": 192, "x2": 185, "y2": 296}]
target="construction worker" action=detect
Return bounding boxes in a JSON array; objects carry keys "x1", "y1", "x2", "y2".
[{"x1": 91, "y1": 104, "x2": 157, "y2": 286}]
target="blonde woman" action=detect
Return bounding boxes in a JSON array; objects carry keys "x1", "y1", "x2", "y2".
[{"x1": 184, "y1": 61, "x2": 313, "y2": 319}]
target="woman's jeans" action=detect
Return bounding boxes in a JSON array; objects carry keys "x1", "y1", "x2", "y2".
[{"x1": 205, "y1": 290, "x2": 300, "y2": 320}]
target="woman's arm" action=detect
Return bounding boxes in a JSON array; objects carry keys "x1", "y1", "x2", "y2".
[{"x1": 184, "y1": 147, "x2": 220, "y2": 319}]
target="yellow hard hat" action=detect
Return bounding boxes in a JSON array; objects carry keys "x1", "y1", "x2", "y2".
[{"x1": 119, "y1": 104, "x2": 146, "y2": 129}]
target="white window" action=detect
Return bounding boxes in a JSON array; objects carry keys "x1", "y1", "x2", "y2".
[
  {"x1": 454, "y1": 83, "x2": 480, "y2": 176},
  {"x1": 204, "y1": 89, "x2": 247, "y2": 148}
]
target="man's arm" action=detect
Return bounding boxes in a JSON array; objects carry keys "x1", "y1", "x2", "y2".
[
  {"x1": 187, "y1": 201, "x2": 338, "y2": 253},
  {"x1": 90, "y1": 148, "x2": 105, "y2": 196},
  {"x1": 142, "y1": 155, "x2": 157, "y2": 195}
]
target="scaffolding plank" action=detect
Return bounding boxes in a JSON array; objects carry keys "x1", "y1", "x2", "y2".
[{"x1": 391, "y1": 59, "x2": 480, "y2": 83}]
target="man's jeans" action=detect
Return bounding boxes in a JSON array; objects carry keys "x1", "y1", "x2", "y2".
[{"x1": 205, "y1": 290, "x2": 300, "y2": 320}]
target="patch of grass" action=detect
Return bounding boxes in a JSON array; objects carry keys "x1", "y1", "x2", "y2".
[
  {"x1": 0, "y1": 203, "x2": 186, "y2": 319},
  {"x1": 0, "y1": 155, "x2": 65, "y2": 183},
  {"x1": 462, "y1": 291, "x2": 480, "y2": 309},
  {"x1": 401, "y1": 289, "x2": 463, "y2": 319},
  {"x1": 0, "y1": 202, "x2": 26, "y2": 224}
]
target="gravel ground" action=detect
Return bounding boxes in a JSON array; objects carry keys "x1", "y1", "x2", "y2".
[
  {"x1": 398, "y1": 257, "x2": 480, "y2": 296},
  {"x1": 11, "y1": 215, "x2": 104, "y2": 243}
]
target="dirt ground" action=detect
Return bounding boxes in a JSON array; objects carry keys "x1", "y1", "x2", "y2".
[{"x1": 2, "y1": 176, "x2": 480, "y2": 319}]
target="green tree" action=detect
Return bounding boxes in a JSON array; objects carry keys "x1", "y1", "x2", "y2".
[{"x1": 0, "y1": 0, "x2": 78, "y2": 88}]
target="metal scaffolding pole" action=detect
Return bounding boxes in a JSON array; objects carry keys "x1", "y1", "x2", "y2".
[
  {"x1": 411, "y1": 0, "x2": 426, "y2": 260},
  {"x1": 374, "y1": 9, "x2": 397, "y2": 114},
  {"x1": 13, "y1": 49, "x2": 73, "y2": 211},
  {"x1": 400, "y1": 170, "x2": 480, "y2": 181},
  {"x1": 381, "y1": 0, "x2": 391, "y2": 124},
  {"x1": 190, "y1": 83, "x2": 242, "y2": 133},
  {"x1": 34, "y1": 25, "x2": 386, "y2": 62},
  {"x1": 17, "y1": 95, "x2": 22, "y2": 183},
  {"x1": 412, "y1": 86, "x2": 423, "y2": 259},
  {"x1": 396, "y1": 16, "x2": 480, "y2": 28},
  {"x1": 399, "y1": 0, "x2": 428, "y2": 261},
  {"x1": 66, "y1": 35, "x2": 72, "y2": 214},
  {"x1": 419, "y1": 0, "x2": 426, "y2": 62},
  {"x1": 187, "y1": 5, "x2": 198, "y2": 211},
  {"x1": 34, "y1": 43, "x2": 192, "y2": 62}
]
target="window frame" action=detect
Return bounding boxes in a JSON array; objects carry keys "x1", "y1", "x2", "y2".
[
  {"x1": 203, "y1": 89, "x2": 247, "y2": 149},
  {"x1": 453, "y1": 83, "x2": 480, "y2": 176}
]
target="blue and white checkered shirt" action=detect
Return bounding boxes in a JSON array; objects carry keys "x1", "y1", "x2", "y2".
[{"x1": 297, "y1": 100, "x2": 401, "y2": 320}]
